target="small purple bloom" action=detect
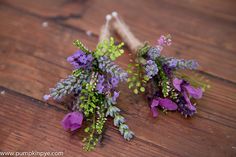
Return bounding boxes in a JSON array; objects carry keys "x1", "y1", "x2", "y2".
[
  {"x1": 96, "y1": 83, "x2": 104, "y2": 93},
  {"x1": 67, "y1": 50, "x2": 93, "y2": 69},
  {"x1": 147, "y1": 47, "x2": 161, "y2": 60},
  {"x1": 112, "y1": 91, "x2": 120, "y2": 103},
  {"x1": 110, "y1": 77, "x2": 119, "y2": 87},
  {"x1": 151, "y1": 98, "x2": 178, "y2": 117},
  {"x1": 43, "y1": 94, "x2": 51, "y2": 101},
  {"x1": 173, "y1": 78, "x2": 202, "y2": 112},
  {"x1": 157, "y1": 35, "x2": 172, "y2": 46},
  {"x1": 145, "y1": 60, "x2": 158, "y2": 79},
  {"x1": 61, "y1": 112, "x2": 83, "y2": 131},
  {"x1": 167, "y1": 59, "x2": 178, "y2": 68},
  {"x1": 158, "y1": 35, "x2": 165, "y2": 46},
  {"x1": 96, "y1": 75, "x2": 105, "y2": 93}
]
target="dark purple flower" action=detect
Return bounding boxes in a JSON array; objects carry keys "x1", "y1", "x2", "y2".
[
  {"x1": 176, "y1": 96, "x2": 195, "y2": 116},
  {"x1": 61, "y1": 112, "x2": 83, "y2": 131},
  {"x1": 67, "y1": 50, "x2": 93, "y2": 69},
  {"x1": 162, "y1": 64, "x2": 173, "y2": 77},
  {"x1": 173, "y1": 78, "x2": 202, "y2": 112},
  {"x1": 151, "y1": 98, "x2": 178, "y2": 117}
]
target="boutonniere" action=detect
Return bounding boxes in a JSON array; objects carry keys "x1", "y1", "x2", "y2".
[
  {"x1": 112, "y1": 12, "x2": 209, "y2": 118},
  {"x1": 44, "y1": 14, "x2": 133, "y2": 151}
]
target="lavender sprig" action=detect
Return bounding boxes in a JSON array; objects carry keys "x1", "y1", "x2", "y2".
[
  {"x1": 165, "y1": 58, "x2": 199, "y2": 70},
  {"x1": 105, "y1": 93, "x2": 134, "y2": 140},
  {"x1": 47, "y1": 75, "x2": 78, "y2": 100},
  {"x1": 145, "y1": 60, "x2": 158, "y2": 79},
  {"x1": 98, "y1": 56, "x2": 128, "y2": 81}
]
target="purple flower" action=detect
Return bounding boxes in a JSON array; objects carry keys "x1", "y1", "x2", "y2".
[
  {"x1": 43, "y1": 94, "x2": 51, "y2": 101},
  {"x1": 151, "y1": 98, "x2": 178, "y2": 117},
  {"x1": 166, "y1": 58, "x2": 198, "y2": 70},
  {"x1": 96, "y1": 83, "x2": 104, "y2": 93},
  {"x1": 157, "y1": 35, "x2": 172, "y2": 46},
  {"x1": 61, "y1": 112, "x2": 83, "y2": 131},
  {"x1": 173, "y1": 78, "x2": 202, "y2": 112},
  {"x1": 147, "y1": 47, "x2": 161, "y2": 60},
  {"x1": 67, "y1": 50, "x2": 93, "y2": 69},
  {"x1": 145, "y1": 60, "x2": 158, "y2": 79},
  {"x1": 110, "y1": 77, "x2": 119, "y2": 88},
  {"x1": 112, "y1": 91, "x2": 120, "y2": 103},
  {"x1": 96, "y1": 75, "x2": 105, "y2": 93},
  {"x1": 158, "y1": 35, "x2": 165, "y2": 46}
]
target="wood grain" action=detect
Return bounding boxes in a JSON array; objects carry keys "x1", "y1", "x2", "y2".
[
  {"x1": 2, "y1": 0, "x2": 236, "y2": 82},
  {"x1": 0, "y1": 0, "x2": 236, "y2": 157}
]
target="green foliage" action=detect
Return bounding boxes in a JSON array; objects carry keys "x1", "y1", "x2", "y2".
[
  {"x1": 83, "y1": 114, "x2": 98, "y2": 151},
  {"x1": 80, "y1": 83, "x2": 107, "y2": 151},
  {"x1": 95, "y1": 37, "x2": 124, "y2": 60},
  {"x1": 96, "y1": 103, "x2": 107, "y2": 134},
  {"x1": 156, "y1": 60, "x2": 170, "y2": 97},
  {"x1": 72, "y1": 69, "x2": 83, "y2": 77},
  {"x1": 127, "y1": 63, "x2": 149, "y2": 94},
  {"x1": 73, "y1": 40, "x2": 92, "y2": 54},
  {"x1": 136, "y1": 42, "x2": 151, "y2": 57},
  {"x1": 79, "y1": 83, "x2": 98, "y2": 117}
]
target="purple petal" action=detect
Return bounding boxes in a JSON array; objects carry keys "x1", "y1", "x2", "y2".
[
  {"x1": 183, "y1": 90, "x2": 196, "y2": 111},
  {"x1": 70, "y1": 124, "x2": 81, "y2": 131},
  {"x1": 61, "y1": 112, "x2": 83, "y2": 131},
  {"x1": 112, "y1": 91, "x2": 120, "y2": 103},
  {"x1": 67, "y1": 56, "x2": 74, "y2": 63},
  {"x1": 61, "y1": 114, "x2": 72, "y2": 130},
  {"x1": 159, "y1": 98, "x2": 178, "y2": 110},
  {"x1": 70, "y1": 112, "x2": 83, "y2": 125},
  {"x1": 43, "y1": 94, "x2": 51, "y2": 101},
  {"x1": 184, "y1": 85, "x2": 202, "y2": 99},
  {"x1": 151, "y1": 99, "x2": 159, "y2": 117},
  {"x1": 173, "y1": 78, "x2": 183, "y2": 92}
]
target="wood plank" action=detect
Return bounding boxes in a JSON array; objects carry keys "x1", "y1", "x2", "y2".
[
  {"x1": 65, "y1": 1, "x2": 236, "y2": 83},
  {"x1": 2, "y1": 0, "x2": 236, "y2": 82},
  {"x1": 64, "y1": 0, "x2": 236, "y2": 82},
  {"x1": 0, "y1": 2, "x2": 236, "y2": 157},
  {"x1": 0, "y1": 86, "x2": 176, "y2": 157}
]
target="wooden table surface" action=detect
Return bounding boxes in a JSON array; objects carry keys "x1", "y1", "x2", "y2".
[{"x1": 0, "y1": 0, "x2": 236, "y2": 157}]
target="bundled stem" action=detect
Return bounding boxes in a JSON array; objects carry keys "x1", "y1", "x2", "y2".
[
  {"x1": 112, "y1": 12, "x2": 143, "y2": 53},
  {"x1": 99, "y1": 15, "x2": 112, "y2": 43}
]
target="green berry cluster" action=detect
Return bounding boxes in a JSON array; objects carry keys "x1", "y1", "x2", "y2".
[
  {"x1": 96, "y1": 37, "x2": 124, "y2": 60},
  {"x1": 127, "y1": 63, "x2": 148, "y2": 94}
]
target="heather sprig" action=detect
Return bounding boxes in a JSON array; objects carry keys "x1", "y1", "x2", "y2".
[{"x1": 98, "y1": 56, "x2": 128, "y2": 81}]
